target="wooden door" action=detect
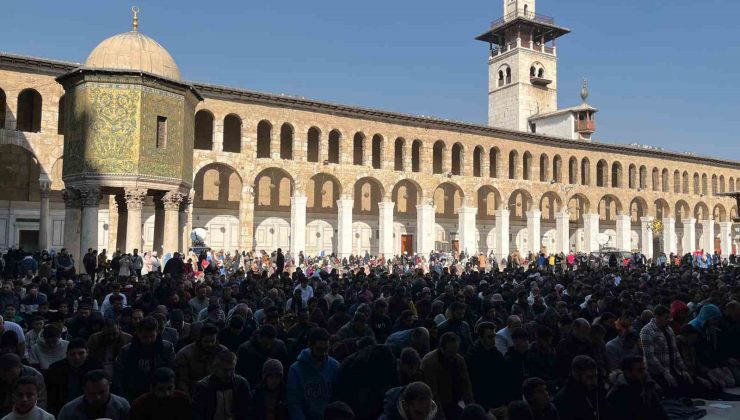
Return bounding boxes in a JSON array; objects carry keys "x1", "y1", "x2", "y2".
[{"x1": 401, "y1": 234, "x2": 413, "y2": 255}]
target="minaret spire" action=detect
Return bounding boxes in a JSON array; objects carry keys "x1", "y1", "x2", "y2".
[
  {"x1": 580, "y1": 78, "x2": 589, "y2": 103},
  {"x1": 131, "y1": 6, "x2": 140, "y2": 32}
]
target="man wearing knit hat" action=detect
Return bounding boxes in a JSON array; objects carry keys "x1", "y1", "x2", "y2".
[{"x1": 252, "y1": 359, "x2": 287, "y2": 419}]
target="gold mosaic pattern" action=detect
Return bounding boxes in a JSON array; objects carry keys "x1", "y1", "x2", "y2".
[{"x1": 139, "y1": 89, "x2": 184, "y2": 178}]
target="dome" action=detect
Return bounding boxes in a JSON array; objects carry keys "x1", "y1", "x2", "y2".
[{"x1": 85, "y1": 31, "x2": 182, "y2": 81}]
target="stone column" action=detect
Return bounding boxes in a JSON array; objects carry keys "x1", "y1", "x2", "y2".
[
  {"x1": 640, "y1": 216, "x2": 654, "y2": 259},
  {"x1": 124, "y1": 188, "x2": 147, "y2": 253},
  {"x1": 719, "y1": 221, "x2": 733, "y2": 258},
  {"x1": 336, "y1": 197, "x2": 353, "y2": 258},
  {"x1": 162, "y1": 191, "x2": 183, "y2": 256},
  {"x1": 457, "y1": 205, "x2": 477, "y2": 254},
  {"x1": 555, "y1": 210, "x2": 570, "y2": 254},
  {"x1": 270, "y1": 127, "x2": 280, "y2": 160},
  {"x1": 494, "y1": 209, "x2": 510, "y2": 262},
  {"x1": 416, "y1": 203, "x2": 435, "y2": 255},
  {"x1": 700, "y1": 219, "x2": 714, "y2": 254},
  {"x1": 403, "y1": 143, "x2": 412, "y2": 172},
  {"x1": 38, "y1": 175, "x2": 51, "y2": 250},
  {"x1": 62, "y1": 188, "x2": 81, "y2": 259},
  {"x1": 582, "y1": 213, "x2": 599, "y2": 253},
  {"x1": 363, "y1": 140, "x2": 372, "y2": 167},
  {"x1": 525, "y1": 210, "x2": 541, "y2": 256},
  {"x1": 179, "y1": 192, "x2": 194, "y2": 253},
  {"x1": 615, "y1": 214, "x2": 631, "y2": 252},
  {"x1": 153, "y1": 193, "x2": 165, "y2": 255},
  {"x1": 79, "y1": 186, "x2": 101, "y2": 258},
  {"x1": 662, "y1": 217, "x2": 677, "y2": 256},
  {"x1": 290, "y1": 195, "x2": 308, "y2": 257},
  {"x1": 378, "y1": 201, "x2": 395, "y2": 258},
  {"x1": 114, "y1": 195, "x2": 128, "y2": 252},
  {"x1": 683, "y1": 218, "x2": 696, "y2": 254}
]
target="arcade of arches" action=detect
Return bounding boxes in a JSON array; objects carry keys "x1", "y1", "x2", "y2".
[{"x1": 1, "y1": 55, "x2": 739, "y2": 259}]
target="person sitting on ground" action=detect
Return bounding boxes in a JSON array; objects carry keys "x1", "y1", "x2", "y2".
[
  {"x1": 553, "y1": 355, "x2": 606, "y2": 420},
  {"x1": 522, "y1": 377, "x2": 559, "y2": 420},
  {"x1": 57, "y1": 370, "x2": 130, "y2": 420},
  {"x1": 606, "y1": 355, "x2": 668, "y2": 420},
  {"x1": 378, "y1": 381, "x2": 443, "y2": 420}
]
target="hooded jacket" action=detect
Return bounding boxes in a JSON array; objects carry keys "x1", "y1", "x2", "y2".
[
  {"x1": 669, "y1": 300, "x2": 689, "y2": 335},
  {"x1": 378, "y1": 386, "x2": 443, "y2": 420},
  {"x1": 690, "y1": 304, "x2": 723, "y2": 368},
  {"x1": 286, "y1": 348, "x2": 339, "y2": 420},
  {"x1": 235, "y1": 336, "x2": 289, "y2": 388}
]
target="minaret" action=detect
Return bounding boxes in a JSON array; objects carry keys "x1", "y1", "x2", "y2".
[{"x1": 476, "y1": 0, "x2": 570, "y2": 132}]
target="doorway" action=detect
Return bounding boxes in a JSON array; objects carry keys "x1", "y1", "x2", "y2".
[
  {"x1": 19, "y1": 230, "x2": 39, "y2": 251},
  {"x1": 401, "y1": 234, "x2": 413, "y2": 255},
  {"x1": 452, "y1": 240, "x2": 460, "y2": 253}
]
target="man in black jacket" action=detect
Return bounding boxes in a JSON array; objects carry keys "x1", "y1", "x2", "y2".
[
  {"x1": 192, "y1": 350, "x2": 252, "y2": 420},
  {"x1": 46, "y1": 338, "x2": 103, "y2": 415},
  {"x1": 114, "y1": 317, "x2": 176, "y2": 401},
  {"x1": 465, "y1": 322, "x2": 508, "y2": 412},
  {"x1": 235, "y1": 325, "x2": 289, "y2": 387},
  {"x1": 553, "y1": 355, "x2": 606, "y2": 420},
  {"x1": 607, "y1": 355, "x2": 668, "y2": 420}
]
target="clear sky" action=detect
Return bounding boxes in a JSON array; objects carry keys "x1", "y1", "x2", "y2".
[{"x1": 3, "y1": 0, "x2": 740, "y2": 160}]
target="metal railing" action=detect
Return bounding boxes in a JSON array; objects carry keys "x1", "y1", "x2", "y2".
[{"x1": 490, "y1": 9, "x2": 555, "y2": 30}]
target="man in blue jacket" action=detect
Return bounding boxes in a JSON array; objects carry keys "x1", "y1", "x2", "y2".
[{"x1": 286, "y1": 327, "x2": 339, "y2": 420}]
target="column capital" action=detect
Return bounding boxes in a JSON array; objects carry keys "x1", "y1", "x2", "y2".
[
  {"x1": 62, "y1": 188, "x2": 80, "y2": 208},
  {"x1": 162, "y1": 191, "x2": 184, "y2": 211},
  {"x1": 525, "y1": 209, "x2": 541, "y2": 219},
  {"x1": 124, "y1": 188, "x2": 148, "y2": 210},
  {"x1": 661, "y1": 217, "x2": 676, "y2": 223},
  {"x1": 615, "y1": 214, "x2": 631, "y2": 222},
  {"x1": 684, "y1": 217, "x2": 696, "y2": 225},
  {"x1": 336, "y1": 198, "x2": 354, "y2": 208},
  {"x1": 640, "y1": 216, "x2": 655, "y2": 224},
  {"x1": 179, "y1": 190, "x2": 194, "y2": 213},
  {"x1": 719, "y1": 221, "x2": 733, "y2": 228},
  {"x1": 582, "y1": 213, "x2": 599, "y2": 221},
  {"x1": 78, "y1": 186, "x2": 102, "y2": 207},
  {"x1": 494, "y1": 209, "x2": 510, "y2": 217},
  {"x1": 291, "y1": 195, "x2": 308, "y2": 206},
  {"x1": 556, "y1": 209, "x2": 570, "y2": 219},
  {"x1": 39, "y1": 175, "x2": 52, "y2": 197},
  {"x1": 378, "y1": 201, "x2": 395, "y2": 211}
]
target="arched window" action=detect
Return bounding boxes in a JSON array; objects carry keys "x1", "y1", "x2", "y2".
[
  {"x1": 328, "y1": 130, "x2": 340, "y2": 164},
  {"x1": 568, "y1": 157, "x2": 578, "y2": 184},
  {"x1": 394, "y1": 138, "x2": 405, "y2": 171},
  {"x1": 611, "y1": 162, "x2": 622, "y2": 188},
  {"x1": 223, "y1": 114, "x2": 241, "y2": 153},
  {"x1": 596, "y1": 160, "x2": 607, "y2": 187},
  {"x1": 16, "y1": 89, "x2": 42, "y2": 132},
  {"x1": 353, "y1": 133, "x2": 365, "y2": 165},
  {"x1": 552, "y1": 155, "x2": 562, "y2": 183},
  {"x1": 307, "y1": 127, "x2": 320, "y2": 162},
  {"x1": 57, "y1": 94, "x2": 65, "y2": 135},
  {"x1": 522, "y1": 152, "x2": 532, "y2": 180},
  {"x1": 280, "y1": 123, "x2": 293, "y2": 160},
  {"x1": 194, "y1": 110, "x2": 214, "y2": 150},
  {"x1": 673, "y1": 170, "x2": 681, "y2": 194},
  {"x1": 509, "y1": 150, "x2": 519, "y2": 179},
  {"x1": 412, "y1": 140, "x2": 422, "y2": 173},
  {"x1": 473, "y1": 147, "x2": 483, "y2": 177},
  {"x1": 433, "y1": 141, "x2": 445, "y2": 174},
  {"x1": 490, "y1": 148, "x2": 499, "y2": 178},
  {"x1": 701, "y1": 174, "x2": 708, "y2": 195},
  {"x1": 661, "y1": 169, "x2": 669, "y2": 192},
  {"x1": 580, "y1": 158, "x2": 590, "y2": 185},
  {"x1": 451, "y1": 143, "x2": 463, "y2": 175},
  {"x1": 0, "y1": 88, "x2": 6, "y2": 129},
  {"x1": 371, "y1": 134, "x2": 383, "y2": 169},
  {"x1": 538, "y1": 68, "x2": 544, "y2": 78},
  {"x1": 505, "y1": 67, "x2": 512, "y2": 84},
  {"x1": 651, "y1": 168, "x2": 659, "y2": 191},
  {"x1": 682, "y1": 171, "x2": 689, "y2": 194},
  {"x1": 498, "y1": 71, "x2": 505, "y2": 87},
  {"x1": 256, "y1": 120, "x2": 272, "y2": 158},
  {"x1": 530, "y1": 66, "x2": 536, "y2": 77},
  {"x1": 539, "y1": 154, "x2": 549, "y2": 182}
]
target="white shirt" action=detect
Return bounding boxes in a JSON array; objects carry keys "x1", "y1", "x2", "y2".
[
  {"x1": 495, "y1": 327, "x2": 513, "y2": 355},
  {"x1": 1, "y1": 406, "x2": 55, "y2": 420}
]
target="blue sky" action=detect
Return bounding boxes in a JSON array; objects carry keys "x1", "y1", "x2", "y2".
[{"x1": 3, "y1": 0, "x2": 740, "y2": 160}]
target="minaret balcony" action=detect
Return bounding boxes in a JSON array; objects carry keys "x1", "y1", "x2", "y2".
[
  {"x1": 576, "y1": 120, "x2": 595, "y2": 133},
  {"x1": 530, "y1": 77, "x2": 552, "y2": 87}
]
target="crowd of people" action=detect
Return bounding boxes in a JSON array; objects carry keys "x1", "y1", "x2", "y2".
[{"x1": 0, "y1": 243, "x2": 739, "y2": 420}]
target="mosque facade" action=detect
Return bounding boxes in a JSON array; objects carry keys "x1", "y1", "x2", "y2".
[{"x1": 0, "y1": 0, "x2": 738, "y2": 261}]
